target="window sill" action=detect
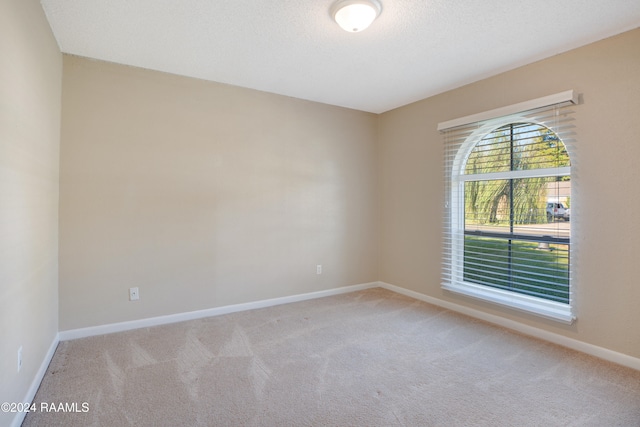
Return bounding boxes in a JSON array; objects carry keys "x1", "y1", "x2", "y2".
[{"x1": 443, "y1": 281, "x2": 575, "y2": 324}]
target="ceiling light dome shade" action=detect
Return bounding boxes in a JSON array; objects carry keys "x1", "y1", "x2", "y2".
[{"x1": 331, "y1": 0, "x2": 382, "y2": 33}]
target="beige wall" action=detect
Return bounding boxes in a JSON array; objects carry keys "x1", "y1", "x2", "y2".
[
  {"x1": 0, "y1": 0, "x2": 61, "y2": 420},
  {"x1": 59, "y1": 56, "x2": 379, "y2": 330},
  {"x1": 379, "y1": 28, "x2": 640, "y2": 358}
]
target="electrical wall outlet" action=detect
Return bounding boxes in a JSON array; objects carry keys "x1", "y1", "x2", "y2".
[
  {"x1": 18, "y1": 346, "x2": 23, "y2": 373},
  {"x1": 316, "y1": 265, "x2": 322, "y2": 275},
  {"x1": 129, "y1": 287, "x2": 139, "y2": 301}
]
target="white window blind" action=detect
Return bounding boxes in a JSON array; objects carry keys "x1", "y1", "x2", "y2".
[{"x1": 441, "y1": 93, "x2": 577, "y2": 323}]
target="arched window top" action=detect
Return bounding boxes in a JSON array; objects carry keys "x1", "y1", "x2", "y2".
[{"x1": 464, "y1": 122, "x2": 570, "y2": 175}]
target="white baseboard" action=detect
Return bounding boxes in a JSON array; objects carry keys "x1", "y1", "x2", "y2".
[
  {"x1": 378, "y1": 281, "x2": 640, "y2": 371},
  {"x1": 11, "y1": 333, "x2": 60, "y2": 427},
  {"x1": 59, "y1": 282, "x2": 379, "y2": 341}
]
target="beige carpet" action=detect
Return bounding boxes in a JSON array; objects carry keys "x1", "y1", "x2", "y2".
[{"x1": 23, "y1": 288, "x2": 640, "y2": 426}]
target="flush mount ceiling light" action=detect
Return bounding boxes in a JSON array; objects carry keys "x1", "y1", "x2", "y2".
[{"x1": 330, "y1": 0, "x2": 382, "y2": 33}]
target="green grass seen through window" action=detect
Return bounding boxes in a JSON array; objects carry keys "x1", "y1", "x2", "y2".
[{"x1": 464, "y1": 236, "x2": 569, "y2": 303}]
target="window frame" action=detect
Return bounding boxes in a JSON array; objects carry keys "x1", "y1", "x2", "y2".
[{"x1": 444, "y1": 115, "x2": 575, "y2": 323}]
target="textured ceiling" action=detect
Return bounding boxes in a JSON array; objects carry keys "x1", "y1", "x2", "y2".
[{"x1": 41, "y1": 0, "x2": 640, "y2": 113}]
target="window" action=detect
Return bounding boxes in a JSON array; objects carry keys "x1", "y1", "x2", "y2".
[{"x1": 440, "y1": 93, "x2": 576, "y2": 323}]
